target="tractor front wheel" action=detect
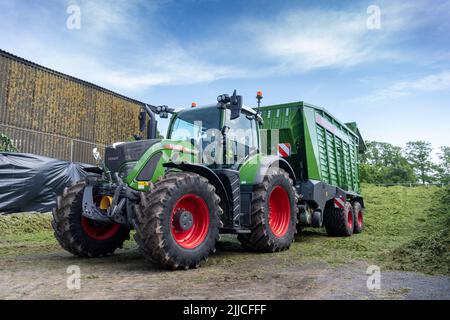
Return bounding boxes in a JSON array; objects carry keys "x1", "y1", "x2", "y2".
[
  {"x1": 238, "y1": 168, "x2": 298, "y2": 252},
  {"x1": 134, "y1": 172, "x2": 222, "y2": 269},
  {"x1": 52, "y1": 180, "x2": 130, "y2": 257}
]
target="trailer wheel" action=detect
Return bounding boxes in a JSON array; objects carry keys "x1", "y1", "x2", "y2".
[
  {"x1": 324, "y1": 201, "x2": 354, "y2": 237},
  {"x1": 238, "y1": 168, "x2": 298, "y2": 252},
  {"x1": 352, "y1": 201, "x2": 364, "y2": 234},
  {"x1": 52, "y1": 180, "x2": 130, "y2": 257},
  {"x1": 134, "y1": 172, "x2": 222, "y2": 269}
]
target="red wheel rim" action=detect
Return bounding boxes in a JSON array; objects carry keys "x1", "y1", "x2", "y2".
[
  {"x1": 347, "y1": 209, "x2": 353, "y2": 229},
  {"x1": 268, "y1": 186, "x2": 291, "y2": 238},
  {"x1": 81, "y1": 217, "x2": 121, "y2": 241},
  {"x1": 357, "y1": 211, "x2": 363, "y2": 227},
  {"x1": 171, "y1": 194, "x2": 210, "y2": 249}
]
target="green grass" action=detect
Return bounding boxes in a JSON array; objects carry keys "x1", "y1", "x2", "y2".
[{"x1": 0, "y1": 185, "x2": 449, "y2": 274}]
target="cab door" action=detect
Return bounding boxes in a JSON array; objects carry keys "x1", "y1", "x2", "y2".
[{"x1": 223, "y1": 110, "x2": 259, "y2": 168}]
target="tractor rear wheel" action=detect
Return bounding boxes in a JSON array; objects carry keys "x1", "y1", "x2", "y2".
[
  {"x1": 352, "y1": 201, "x2": 364, "y2": 234},
  {"x1": 238, "y1": 168, "x2": 298, "y2": 252},
  {"x1": 324, "y1": 201, "x2": 354, "y2": 237},
  {"x1": 134, "y1": 172, "x2": 222, "y2": 269},
  {"x1": 52, "y1": 180, "x2": 130, "y2": 257}
]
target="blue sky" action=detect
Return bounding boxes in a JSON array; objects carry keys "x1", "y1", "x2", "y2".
[{"x1": 0, "y1": 0, "x2": 449, "y2": 152}]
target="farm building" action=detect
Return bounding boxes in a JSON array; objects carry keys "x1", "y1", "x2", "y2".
[{"x1": 0, "y1": 49, "x2": 146, "y2": 164}]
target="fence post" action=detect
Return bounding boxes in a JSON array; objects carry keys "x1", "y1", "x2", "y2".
[{"x1": 70, "y1": 140, "x2": 74, "y2": 162}]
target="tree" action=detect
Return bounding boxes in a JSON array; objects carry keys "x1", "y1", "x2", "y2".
[
  {"x1": 360, "y1": 141, "x2": 416, "y2": 184},
  {"x1": 435, "y1": 146, "x2": 450, "y2": 184},
  {"x1": 405, "y1": 141, "x2": 434, "y2": 184},
  {"x1": 362, "y1": 141, "x2": 406, "y2": 166},
  {"x1": 0, "y1": 133, "x2": 18, "y2": 152}
]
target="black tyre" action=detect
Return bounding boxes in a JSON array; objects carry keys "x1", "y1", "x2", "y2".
[
  {"x1": 52, "y1": 180, "x2": 130, "y2": 257},
  {"x1": 352, "y1": 201, "x2": 364, "y2": 234},
  {"x1": 134, "y1": 172, "x2": 222, "y2": 270},
  {"x1": 324, "y1": 201, "x2": 354, "y2": 237},
  {"x1": 296, "y1": 224, "x2": 303, "y2": 235},
  {"x1": 237, "y1": 168, "x2": 298, "y2": 252},
  {"x1": 295, "y1": 205, "x2": 307, "y2": 234}
]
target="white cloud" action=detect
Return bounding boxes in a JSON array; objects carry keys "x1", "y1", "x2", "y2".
[
  {"x1": 364, "y1": 71, "x2": 450, "y2": 102},
  {"x1": 67, "y1": 0, "x2": 160, "y2": 45},
  {"x1": 0, "y1": 0, "x2": 241, "y2": 93},
  {"x1": 244, "y1": 11, "x2": 367, "y2": 70},
  {"x1": 234, "y1": 2, "x2": 440, "y2": 73},
  {"x1": 237, "y1": 8, "x2": 386, "y2": 72},
  {"x1": 90, "y1": 45, "x2": 243, "y2": 90},
  {"x1": 0, "y1": 0, "x2": 446, "y2": 93},
  {"x1": 7, "y1": 43, "x2": 241, "y2": 93}
]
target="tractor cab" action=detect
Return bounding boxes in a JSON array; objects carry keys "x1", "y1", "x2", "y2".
[{"x1": 166, "y1": 99, "x2": 261, "y2": 169}]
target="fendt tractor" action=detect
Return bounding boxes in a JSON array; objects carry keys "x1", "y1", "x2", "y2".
[{"x1": 52, "y1": 90, "x2": 366, "y2": 269}]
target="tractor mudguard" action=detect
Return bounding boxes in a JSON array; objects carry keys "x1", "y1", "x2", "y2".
[
  {"x1": 253, "y1": 156, "x2": 297, "y2": 185},
  {"x1": 163, "y1": 162, "x2": 230, "y2": 209}
]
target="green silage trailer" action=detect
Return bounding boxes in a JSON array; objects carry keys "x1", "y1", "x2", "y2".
[{"x1": 259, "y1": 101, "x2": 366, "y2": 230}]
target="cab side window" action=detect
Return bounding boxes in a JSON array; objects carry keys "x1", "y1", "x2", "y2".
[{"x1": 225, "y1": 111, "x2": 258, "y2": 164}]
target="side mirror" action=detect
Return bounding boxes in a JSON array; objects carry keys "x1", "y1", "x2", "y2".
[
  {"x1": 139, "y1": 110, "x2": 146, "y2": 132},
  {"x1": 229, "y1": 90, "x2": 242, "y2": 120}
]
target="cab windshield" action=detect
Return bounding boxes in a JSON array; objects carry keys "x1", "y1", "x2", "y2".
[{"x1": 168, "y1": 106, "x2": 221, "y2": 141}]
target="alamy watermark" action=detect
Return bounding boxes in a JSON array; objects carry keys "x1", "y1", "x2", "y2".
[
  {"x1": 67, "y1": 265, "x2": 81, "y2": 290},
  {"x1": 366, "y1": 265, "x2": 381, "y2": 290},
  {"x1": 66, "y1": 3, "x2": 81, "y2": 30},
  {"x1": 367, "y1": 5, "x2": 381, "y2": 30},
  {"x1": 163, "y1": 123, "x2": 281, "y2": 168}
]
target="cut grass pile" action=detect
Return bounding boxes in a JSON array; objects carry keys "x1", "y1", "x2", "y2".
[
  {"x1": 0, "y1": 213, "x2": 53, "y2": 236},
  {"x1": 0, "y1": 185, "x2": 449, "y2": 274},
  {"x1": 283, "y1": 184, "x2": 450, "y2": 274},
  {"x1": 390, "y1": 186, "x2": 450, "y2": 274},
  {"x1": 0, "y1": 213, "x2": 57, "y2": 256}
]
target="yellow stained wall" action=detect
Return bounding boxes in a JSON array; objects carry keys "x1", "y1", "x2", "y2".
[{"x1": 0, "y1": 51, "x2": 143, "y2": 164}]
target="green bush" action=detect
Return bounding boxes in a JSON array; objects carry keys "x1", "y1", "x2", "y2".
[{"x1": 0, "y1": 133, "x2": 18, "y2": 152}]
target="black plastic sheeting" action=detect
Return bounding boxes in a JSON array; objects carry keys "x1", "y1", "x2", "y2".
[{"x1": 0, "y1": 153, "x2": 95, "y2": 213}]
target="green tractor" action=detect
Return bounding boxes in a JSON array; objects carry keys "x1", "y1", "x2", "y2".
[{"x1": 52, "y1": 90, "x2": 365, "y2": 269}]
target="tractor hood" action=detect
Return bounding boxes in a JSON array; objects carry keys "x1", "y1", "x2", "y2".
[{"x1": 104, "y1": 139, "x2": 161, "y2": 173}]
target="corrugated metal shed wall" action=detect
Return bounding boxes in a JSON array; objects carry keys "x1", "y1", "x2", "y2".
[{"x1": 0, "y1": 50, "x2": 145, "y2": 164}]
